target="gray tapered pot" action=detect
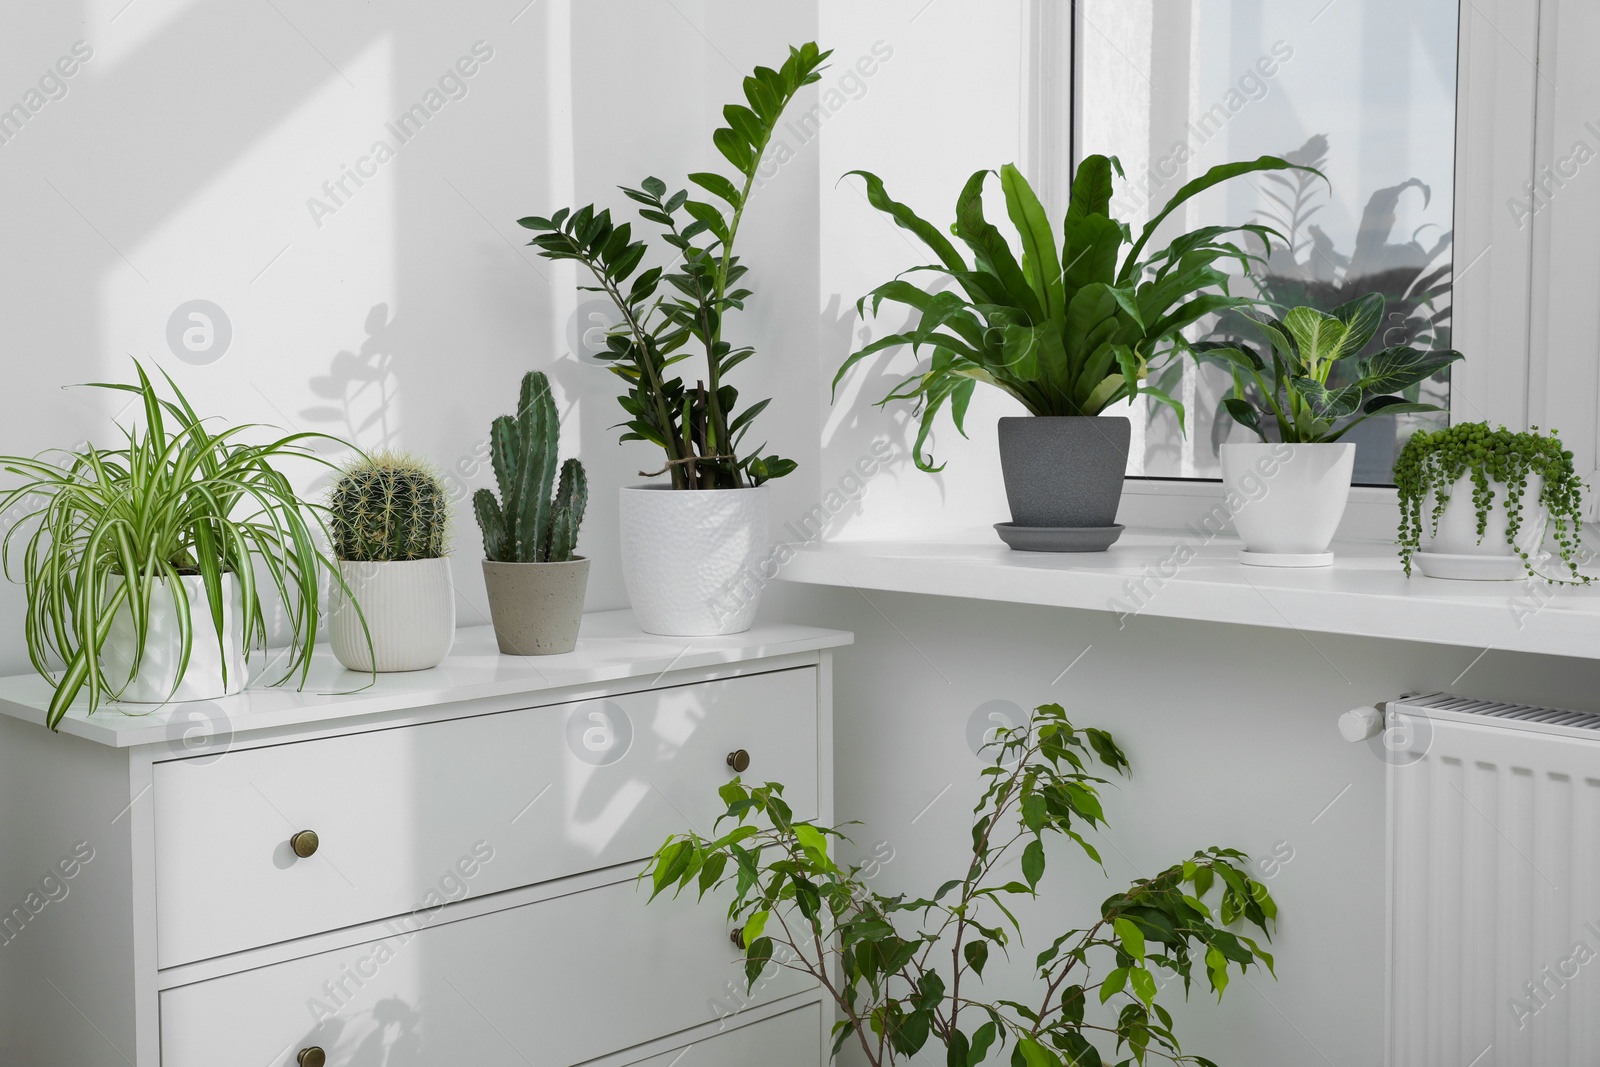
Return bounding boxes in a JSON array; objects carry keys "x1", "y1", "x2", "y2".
[
  {"x1": 481, "y1": 557, "x2": 590, "y2": 656},
  {"x1": 997, "y1": 416, "x2": 1131, "y2": 526}
]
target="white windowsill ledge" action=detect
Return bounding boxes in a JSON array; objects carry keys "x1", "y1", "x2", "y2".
[{"x1": 776, "y1": 531, "x2": 1600, "y2": 660}]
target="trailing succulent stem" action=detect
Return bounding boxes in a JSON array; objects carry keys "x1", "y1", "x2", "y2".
[
  {"x1": 473, "y1": 371, "x2": 587, "y2": 564},
  {"x1": 329, "y1": 453, "x2": 448, "y2": 562},
  {"x1": 1394, "y1": 422, "x2": 1589, "y2": 581},
  {"x1": 518, "y1": 43, "x2": 827, "y2": 489},
  {"x1": 645, "y1": 702, "x2": 1278, "y2": 1067}
]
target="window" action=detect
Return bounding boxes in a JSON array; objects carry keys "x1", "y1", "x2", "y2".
[{"x1": 1074, "y1": 0, "x2": 1461, "y2": 484}]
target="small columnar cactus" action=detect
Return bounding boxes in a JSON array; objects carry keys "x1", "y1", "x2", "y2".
[
  {"x1": 330, "y1": 453, "x2": 449, "y2": 562},
  {"x1": 474, "y1": 371, "x2": 587, "y2": 563}
]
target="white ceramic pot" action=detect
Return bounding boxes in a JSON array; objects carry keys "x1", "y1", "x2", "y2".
[
  {"x1": 331, "y1": 558, "x2": 456, "y2": 672},
  {"x1": 1219, "y1": 442, "x2": 1356, "y2": 566},
  {"x1": 103, "y1": 573, "x2": 247, "y2": 703},
  {"x1": 1424, "y1": 473, "x2": 1548, "y2": 556},
  {"x1": 1413, "y1": 473, "x2": 1548, "y2": 579},
  {"x1": 619, "y1": 484, "x2": 768, "y2": 636}
]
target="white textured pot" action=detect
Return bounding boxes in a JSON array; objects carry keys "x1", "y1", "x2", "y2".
[
  {"x1": 619, "y1": 484, "x2": 768, "y2": 636},
  {"x1": 103, "y1": 574, "x2": 247, "y2": 703},
  {"x1": 331, "y1": 558, "x2": 456, "y2": 672},
  {"x1": 1220, "y1": 442, "x2": 1356, "y2": 566}
]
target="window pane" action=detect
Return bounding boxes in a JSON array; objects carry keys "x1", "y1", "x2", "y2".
[{"x1": 1076, "y1": 0, "x2": 1459, "y2": 483}]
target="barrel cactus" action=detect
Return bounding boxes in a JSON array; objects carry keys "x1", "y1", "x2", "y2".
[
  {"x1": 329, "y1": 453, "x2": 449, "y2": 562},
  {"x1": 474, "y1": 371, "x2": 587, "y2": 563}
]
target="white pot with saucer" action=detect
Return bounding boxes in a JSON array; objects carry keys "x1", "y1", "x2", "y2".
[
  {"x1": 1413, "y1": 473, "x2": 1548, "y2": 580},
  {"x1": 1220, "y1": 442, "x2": 1356, "y2": 567}
]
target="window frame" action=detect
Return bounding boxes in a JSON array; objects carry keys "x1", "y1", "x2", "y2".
[{"x1": 1048, "y1": 0, "x2": 1593, "y2": 533}]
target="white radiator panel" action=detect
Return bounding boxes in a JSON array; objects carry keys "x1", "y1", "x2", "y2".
[{"x1": 1388, "y1": 695, "x2": 1600, "y2": 1067}]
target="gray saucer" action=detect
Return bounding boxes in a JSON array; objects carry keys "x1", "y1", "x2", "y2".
[{"x1": 994, "y1": 523, "x2": 1124, "y2": 553}]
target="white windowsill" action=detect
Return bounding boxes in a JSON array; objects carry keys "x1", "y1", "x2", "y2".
[{"x1": 776, "y1": 530, "x2": 1600, "y2": 660}]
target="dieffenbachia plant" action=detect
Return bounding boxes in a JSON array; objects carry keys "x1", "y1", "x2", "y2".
[
  {"x1": 519, "y1": 43, "x2": 830, "y2": 490},
  {"x1": 836, "y1": 154, "x2": 1315, "y2": 471},
  {"x1": 1195, "y1": 294, "x2": 1463, "y2": 444},
  {"x1": 644, "y1": 702, "x2": 1277, "y2": 1067}
]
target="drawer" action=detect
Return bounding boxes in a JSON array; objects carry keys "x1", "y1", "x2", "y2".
[
  {"x1": 158, "y1": 874, "x2": 815, "y2": 1067},
  {"x1": 154, "y1": 667, "x2": 817, "y2": 966},
  {"x1": 627, "y1": 1003, "x2": 822, "y2": 1066}
]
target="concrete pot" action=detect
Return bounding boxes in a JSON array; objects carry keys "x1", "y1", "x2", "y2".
[
  {"x1": 618, "y1": 484, "x2": 768, "y2": 636},
  {"x1": 482, "y1": 557, "x2": 590, "y2": 656},
  {"x1": 330, "y1": 558, "x2": 456, "y2": 672},
  {"x1": 103, "y1": 573, "x2": 247, "y2": 703},
  {"x1": 1221, "y1": 442, "x2": 1355, "y2": 565},
  {"x1": 997, "y1": 416, "x2": 1130, "y2": 527}
]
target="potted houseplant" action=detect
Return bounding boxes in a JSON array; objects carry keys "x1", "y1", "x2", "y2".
[
  {"x1": 1395, "y1": 423, "x2": 1589, "y2": 581},
  {"x1": 328, "y1": 452, "x2": 455, "y2": 672},
  {"x1": 473, "y1": 370, "x2": 589, "y2": 655},
  {"x1": 646, "y1": 702, "x2": 1279, "y2": 1065},
  {"x1": 518, "y1": 43, "x2": 827, "y2": 634},
  {"x1": 836, "y1": 152, "x2": 1313, "y2": 552},
  {"x1": 1199, "y1": 295, "x2": 1463, "y2": 566},
  {"x1": 0, "y1": 363, "x2": 359, "y2": 730}
]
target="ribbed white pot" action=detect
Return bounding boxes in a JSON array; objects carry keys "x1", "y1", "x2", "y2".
[
  {"x1": 103, "y1": 574, "x2": 247, "y2": 703},
  {"x1": 1220, "y1": 442, "x2": 1356, "y2": 561},
  {"x1": 330, "y1": 558, "x2": 456, "y2": 672},
  {"x1": 619, "y1": 484, "x2": 768, "y2": 636},
  {"x1": 1424, "y1": 473, "x2": 1548, "y2": 557}
]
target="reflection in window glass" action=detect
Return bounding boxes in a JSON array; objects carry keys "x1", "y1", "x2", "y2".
[{"x1": 1076, "y1": 0, "x2": 1458, "y2": 483}]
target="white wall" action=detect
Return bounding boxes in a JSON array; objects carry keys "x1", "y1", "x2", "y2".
[{"x1": 0, "y1": 0, "x2": 821, "y2": 649}]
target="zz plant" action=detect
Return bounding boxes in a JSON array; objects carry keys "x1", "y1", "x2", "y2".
[
  {"x1": 836, "y1": 153, "x2": 1314, "y2": 470},
  {"x1": 1394, "y1": 422, "x2": 1589, "y2": 580},
  {"x1": 518, "y1": 43, "x2": 829, "y2": 490},
  {"x1": 646, "y1": 702, "x2": 1277, "y2": 1067},
  {"x1": 0, "y1": 363, "x2": 355, "y2": 728},
  {"x1": 330, "y1": 452, "x2": 448, "y2": 563},
  {"x1": 1195, "y1": 294, "x2": 1462, "y2": 443},
  {"x1": 473, "y1": 371, "x2": 587, "y2": 564}
]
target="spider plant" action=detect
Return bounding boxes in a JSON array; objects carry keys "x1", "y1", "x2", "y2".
[{"x1": 0, "y1": 363, "x2": 360, "y2": 729}]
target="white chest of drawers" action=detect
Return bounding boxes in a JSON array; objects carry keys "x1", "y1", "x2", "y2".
[{"x1": 0, "y1": 611, "x2": 849, "y2": 1067}]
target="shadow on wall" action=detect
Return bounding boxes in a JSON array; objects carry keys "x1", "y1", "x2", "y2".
[
  {"x1": 302, "y1": 303, "x2": 402, "y2": 452},
  {"x1": 817, "y1": 290, "x2": 943, "y2": 538}
]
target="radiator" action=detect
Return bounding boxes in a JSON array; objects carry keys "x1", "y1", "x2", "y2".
[{"x1": 1384, "y1": 693, "x2": 1600, "y2": 1067}]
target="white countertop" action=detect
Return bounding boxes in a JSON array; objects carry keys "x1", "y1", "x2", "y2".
[
  {"x1": 777, "y1": 531, "x2": 1600, "y2": 660},
  {"x1": 0, "y1": 610, "x2": 853, "y2": 747}
]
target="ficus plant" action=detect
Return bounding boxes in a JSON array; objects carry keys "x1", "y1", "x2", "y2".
[
  {"x1": 1193, "y1": 294, "x2": 1463, "y2": 444},
  {"x1": 0, "y1": 363, "x2": 360, "y2": 728},
  {"x1": 518, "y1": 43, "x2": 830, "y2": 490},
  {"x1": 646, "y1": 702, "x2": 1277, "y2": 1066},
  {"x1": 835, "y1": 153, "x2": 1316, "y2": 471},
  {"x1": 1394, "y1": 422, "x2": 1589, "y2": 581}
]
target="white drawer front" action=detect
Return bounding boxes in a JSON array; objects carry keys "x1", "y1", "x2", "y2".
[
  {"x1": 158, "y1": 875, "x2": 815, "y2": 1067},
  {"x1": 628, "y1": 1004, "x2": 822, "y2": 1066},
  {"x1": 154, "y1": 667, "x2": 817, "y2": 966}
]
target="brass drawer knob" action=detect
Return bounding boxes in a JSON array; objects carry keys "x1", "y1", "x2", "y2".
[
  {"x1": 298, "y1": 1048, "x2": 326, "y2": 1067},
  {"x1": 726, "y1": 749, "x2": 750, "y2": 773},
  {"x1": 730, "y1": 927, "x2": 745, "y2": 949},
  {"x1": 290, "y1": 830, "x2": 320, "y2": 859}
]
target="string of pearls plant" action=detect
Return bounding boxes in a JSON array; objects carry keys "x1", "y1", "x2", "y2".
[{"x1": 1394, "y1": 422, "x2": 1589, "y2": 581}]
